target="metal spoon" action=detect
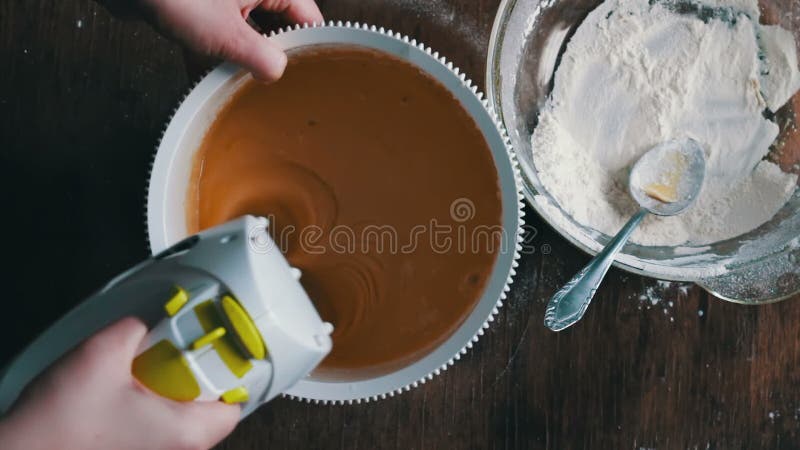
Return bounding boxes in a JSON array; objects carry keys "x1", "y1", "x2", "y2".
[{"x1": 543, "y1": 138, "x2": 707, "y2": 332}]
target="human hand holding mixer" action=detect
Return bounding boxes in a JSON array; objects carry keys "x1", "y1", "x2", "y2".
[
  {"x1": 0, "y1": 217, "x2": 333, "y2": 449},
  {"x1": 0, "y1": 318, "x2": 240, "y2": 449}
]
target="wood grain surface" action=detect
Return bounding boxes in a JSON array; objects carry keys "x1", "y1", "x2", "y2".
[{"x1": 1, "y1": 0, "x2": 799, "y2": 448}]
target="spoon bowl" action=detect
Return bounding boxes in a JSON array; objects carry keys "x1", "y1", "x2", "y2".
[{"x1": 629, "y1": 138, "x2": 707, "y2": 216}]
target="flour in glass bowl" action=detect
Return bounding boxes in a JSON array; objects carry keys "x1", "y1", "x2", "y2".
[{"x1": 531, "y1": 0, "x2": 800, "y2": 246}]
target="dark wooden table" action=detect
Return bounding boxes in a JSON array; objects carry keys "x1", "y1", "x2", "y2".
[{"x1": 2, "y1": 0, "x2": 800, "y2": 448}]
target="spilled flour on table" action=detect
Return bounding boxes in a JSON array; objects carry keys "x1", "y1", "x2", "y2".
[{"x1": 629, "y1": 280, "x2": 701, "y2": 322}]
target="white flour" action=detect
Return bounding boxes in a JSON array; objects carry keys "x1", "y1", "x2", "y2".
[{"x1": 532, "y1": 0, "x2": 800, "y2": 246}]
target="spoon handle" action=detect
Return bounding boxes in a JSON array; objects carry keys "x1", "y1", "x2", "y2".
[{"x1": 544, "y1": 208, "x2": 648, "y2": 331}]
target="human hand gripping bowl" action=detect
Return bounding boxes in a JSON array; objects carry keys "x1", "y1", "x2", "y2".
[{"x1": 544, "y1": 139, "x2": 707, "y2": 331}]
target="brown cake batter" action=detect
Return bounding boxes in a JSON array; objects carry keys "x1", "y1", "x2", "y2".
[{"x1": 187, "y1": 46, "x2": 502, "y2": 378}]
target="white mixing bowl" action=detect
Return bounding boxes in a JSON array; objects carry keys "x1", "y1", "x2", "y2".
[{"x1": 147, "y1": 23, "x2": 524, "y2": 403}]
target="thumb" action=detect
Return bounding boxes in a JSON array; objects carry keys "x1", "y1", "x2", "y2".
[
  {"x1": 220, "y1": 21, "x2": 287, "y2": 82},
  {"x1": 84, "y1": 317, "x2": 148, "y2": 366},
  {"x1": 172, "y1": 400, "x2": 241, "y2": 447}
]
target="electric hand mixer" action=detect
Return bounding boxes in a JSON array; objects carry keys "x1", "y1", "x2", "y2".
[{"x1": 0, "y1": 215, "x2": 333, "y2": 418}]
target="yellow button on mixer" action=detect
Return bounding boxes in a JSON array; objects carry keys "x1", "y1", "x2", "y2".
[
  {"x1": 133, "y1": 340, "x2": 200, "y2": 401},
  {"x1": 191, "y1": 327, "x2": 226, "y2": 351},
  {"x1": 194, "y1": 301, "x2": 252, "y2": 378},
  {"x1": 221, "y1": 295, "x2": 267, "y2": 360},
  {"x1": 220, "y1": 386, "x2": 249, "y2": 404},
  {"x1": 164, "y1": 287, "x2": 189, "y2": 316}
]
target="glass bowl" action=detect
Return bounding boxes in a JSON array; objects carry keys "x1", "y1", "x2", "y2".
[{"x1": 486, "y1": 0, "x2": 800, "y2": 303}]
